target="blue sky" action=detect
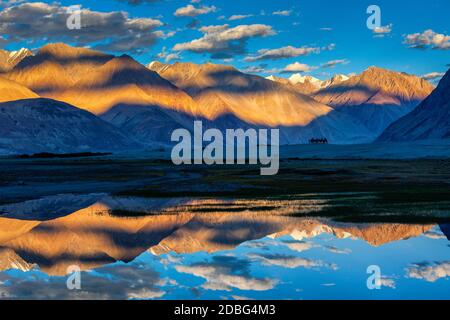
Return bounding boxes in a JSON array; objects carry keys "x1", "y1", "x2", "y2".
[{"x1": 1, "y1": 0, "x2": 449, "y2": 81}]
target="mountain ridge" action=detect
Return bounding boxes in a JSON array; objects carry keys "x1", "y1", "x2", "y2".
[
  {"x1": 149, "y1": 60, "x2": 374, "y2": 144},
  {"x1": 312, "y1": 66, "x2": 435, "y2": 135},
  {"x1": 378, "y1": 68, "x2": 450, "y2": 142},
  {"x1": 0, "y1": 98, "x2": 140, "y2": 155},
  {"x1": 0, "y1": 48, "x2": 33, "y2": 72},
  {"x1": 0, "y1": 76, "x2": 39, "y2": 103}
]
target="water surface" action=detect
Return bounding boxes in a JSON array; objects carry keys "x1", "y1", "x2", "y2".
[{"x1": 0, "y1": 193, "x2": 448, "y2": 300}]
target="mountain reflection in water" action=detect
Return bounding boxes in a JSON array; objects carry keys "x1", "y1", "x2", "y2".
[{"x1": 0, "y1": 194, "x2": 448, "y2": 299}]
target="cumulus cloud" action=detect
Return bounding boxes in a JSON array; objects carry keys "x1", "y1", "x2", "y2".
[
  {"x1": 406, "y1": 261, "x2": 450, "y2": 282},
  {"x1": 281, "y1": 62, "x2": 317, "y2": 74},
  {"x1": 173, "y1": 24, "x2": 275, "y2": 59},
  {"x1": 321, "y1": 59, "x2": 349, "y2": 68},
  {"x1": 404, "y1": 29, "x2": 450, "y2": 50},
  {"x1": 174, "y1": 4, "x2": 216, "y2": 17},
  {"x1": 245, "y1": 45, "x2": 321, "y2": 62},
  {"x1": 0, "y1": 2, "x2": 164, "y2": 54},
  {"x1": 0, "y1": 264, "x2": 167, "y2": 299},
  {"x1": 175, "y1": 256, "x2": 277, "y2": 291}
]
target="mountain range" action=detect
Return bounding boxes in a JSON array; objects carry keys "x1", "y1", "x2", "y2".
[
  {"x1": 148, "y1": 61, "x2": 372, "y2": 144},
  {"x1": 313, "y1": 67, "x2": 435, "y2": 135},
  {"x1": 266, "y1": 73, "x2": 349, "y2": 96},
  {"x1": 0, "y1": 42, "x2": 448, "y2": 155}
]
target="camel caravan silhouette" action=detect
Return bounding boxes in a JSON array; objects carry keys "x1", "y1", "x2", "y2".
[{"x1": 309, "y1": 138, "x2": 329, "y2": 144}]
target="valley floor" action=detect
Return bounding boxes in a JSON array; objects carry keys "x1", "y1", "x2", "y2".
[{"x1": 1, "y1": 152, "x2": 450, "y2": 223}]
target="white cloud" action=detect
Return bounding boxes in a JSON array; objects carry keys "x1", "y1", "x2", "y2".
[
  {"x1": 155, "y1": 46, "x2": 181, "y2": 62},
  {"x1": 245, "y1": 45, "x2": 321, "y2": 62},
  {"x1": 249, "y1": 253, "x2": 337, "y2": 270},
  {"x1": 321, "y1": 59, "x2": 349, "y2": 68},
  {"x1": 175, "y1": 256, "x2": 277, "y2": 292},
  {"x1": 404, "y1": 29, "x2": 450, "y2": 50},
  {"x1": 406, "y1": 261, "x2": 450, "y2": 282},
  {"x1": 174, "y1": 4, "x2": 216, "y2": 17},
  {"x1": 273, "y1": 10, "x2": 292, "y2": 16},
  {"x1": 379, "y1": 277, "x2": 396, "y2": 289},
  {"x1": 421, "y1": 72, "x2": 445, "y2": 81},
  {"x1": 0, "y1": 2, "x2": 163, "y2": 53},
  {"x1": 173, "y1": 24, "x2": 275, "y2": 59},
  {"x1": 0, "y1": 264, "x2": 166, "y2": 299},
  {"x1": 281, "y1": 62, "x2": 317, "y2": 74},
  {"x1": 231, "y1": 295, "x2": 255, "y2": 300},
  {"x1": 373, "y1": 23, "x2": 393, "y2": 36},
  {"x1": 176, "y1": 264, "x2": 276, "y2": 291},
  {"x1": 228, "y1": 14, "x2": 253, "y2": 21},
  {"x1": 241, "y1": 65, "x2": 266, "y2": 74},
  {"x1": 283, "y1": 241, "x2": 316, "y2": 252},
  {"x1": 324, "y1": 245, "x2": 351, "y2": 254}
]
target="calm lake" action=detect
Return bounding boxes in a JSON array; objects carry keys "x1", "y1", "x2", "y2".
[{"x1": 0, "y1": 193, "x2": 448, "y2": 299}]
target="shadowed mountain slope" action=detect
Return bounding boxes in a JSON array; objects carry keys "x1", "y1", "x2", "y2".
[
  {"x1": 0, "y1": 98, "x2": 140, "y2": 155},
  {"x1": 149, "y1": 61, "x2": 374, "y2": 144},
  {"x1": 4, "y1": 43, "x2": 199, "y2": 116},
  {"x1": 313, "y1": 67, "x2": 434, "y2": 135},
  {"x1": 378, "y1": 68, "x2": 450, "y2": 142}
]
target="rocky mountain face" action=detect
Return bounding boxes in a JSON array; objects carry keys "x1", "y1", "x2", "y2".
[
  {"x1": 313, "y1": 67, "x2": 434, "y2": 135},
  {"x1": 0, "y1": 98, "x2": 140, "y2": 155},
  {"x1": 149, "y1": 61, "x2": 373, "y2": 144},
  {"x1": 4, "y1": 43, "x2": 198, "y2": 116},
  {"x1": 1, "y1": 44, "x2": 204, "y2": 146},
  {"x1": 0, "y1": 48, "x2": 33, "y2": 72},
  {"x1": 0, "y1": 43, "x2": 440, "y2": 152},
  {"x1": 378, "y1": 68, "x2": 450, "y2": 142}
]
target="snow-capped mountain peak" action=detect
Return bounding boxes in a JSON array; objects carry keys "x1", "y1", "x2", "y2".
[
  {"x1": 8, "y1": 48, "x2": 32, "y2": 62},
  {"x1": 266, "y1": 73, "x2": 350, "y2": 89},
  {"x1": 322, "y1": 74, "x2": 350, "y2": 87},
  {"x1": 265, "y1": 75, "x2": 277, "y2": 82},
  {"x1": 288, "y1": 73, "x2": 323, "y2": 87},
  {"x1": 0, "y1": 47, "x2": 33, "y2": 72}
]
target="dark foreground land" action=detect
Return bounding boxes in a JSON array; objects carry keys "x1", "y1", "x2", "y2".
[{"x1": 1, "y1": 155, "x2": 449, "y2": 224}]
